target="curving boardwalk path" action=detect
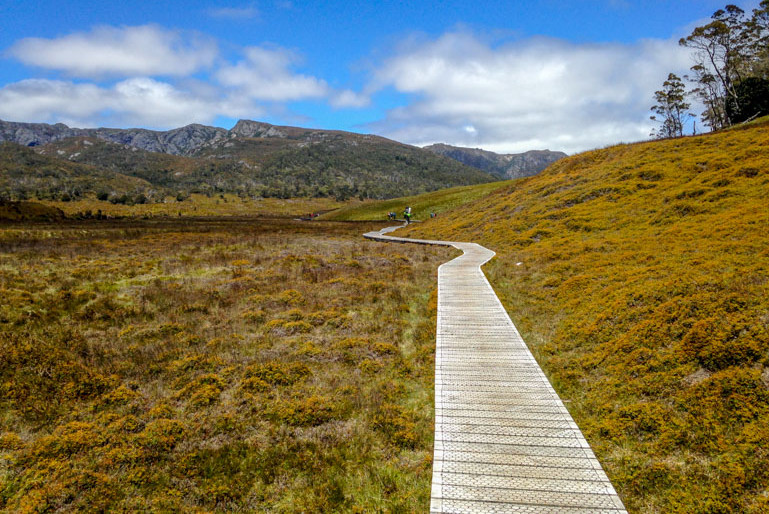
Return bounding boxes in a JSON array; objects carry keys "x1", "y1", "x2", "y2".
[{"x1": 364, "y1": 225, "x2": 627, "y2": 514}]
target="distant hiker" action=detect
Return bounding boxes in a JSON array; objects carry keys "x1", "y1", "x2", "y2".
[
  {"x1": 430, "y1": 212, "x2": 436, "y2": 218},
  {"x1": 404, "y1": 206, "x2": 412, "y2": 224}
]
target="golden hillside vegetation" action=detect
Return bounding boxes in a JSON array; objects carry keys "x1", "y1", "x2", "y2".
[
  {"x1": 403, "y1": 119, "x2": 769, "y2": 513},
  {"x1": 320, "y1": 181, "x2": 509, "y2": 221}
]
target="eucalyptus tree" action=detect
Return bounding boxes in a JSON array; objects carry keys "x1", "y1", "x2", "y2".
[
  {"x1": 745, "y1": 0, "x2": 769, "y2": 78},
  {"x1": 650, "y1": 73, "x2": 693, "y2": 138},
  {"x1": 679, "y1": 5, "x2": 751, "y2": 129}
]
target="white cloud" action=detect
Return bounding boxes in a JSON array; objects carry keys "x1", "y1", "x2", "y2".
[
  {"x1": 330, "y1": 89, "x2": 370, "y2": 108},
  {"x1": 111, "y1": 77, "x2": 247, "y2": 126},
  {"x1": 8, "y1": 25, "x2": 218, "y2": 78},
  {"x1": 0, "y1": 79, "x2": 108, "y2": 123},
  {"x1": 368, "y1": 31, "x2": 693, "y2": 154},
  {"x1": 216, "y1": 46, "x2": 370, "y2": 108},
  {"x1": 0, "y1": 78, "x2": 261, "y2": 128},
  {"x1": 216, "y1": 46, "x2": 330, "y2": 101}
]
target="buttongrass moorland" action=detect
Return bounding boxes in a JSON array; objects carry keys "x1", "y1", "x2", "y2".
[{"x1": 0, "y1": 217, "x2": 456, "y2": 512}]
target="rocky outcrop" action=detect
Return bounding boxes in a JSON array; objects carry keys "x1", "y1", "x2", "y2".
[
  {"x1": 499, "y1": 149, "x2": 569, "y2": 179},
  {"x1": 230, "y1": 120, "x2": 287, "y2": 139},
  {"x1": 424, "y1": 143, "x2": 567, "y2": 180},
  {"x1": 93, "y1": 124, "x2": 230, "y2": 155},
  {"x1": 0, "y1": 121, "x2": 88, "y2": 147}
]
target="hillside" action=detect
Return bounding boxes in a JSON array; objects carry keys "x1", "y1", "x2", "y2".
[
  {"x1": 195, "y1": 131, "x2": 495, "y2": 200},
  {"x1": 0, "y1": 119, "x2": 495, "y2": 201},
  {"x1": 0, "y1": 200, "x2": 65, "y2": 221},
  {"x1": 34, "y1": 137, "x2": 271, "y2": 199},
  {"x1": 321, "y1": 181, "x2": 509, "y2": 221},
  {"x1": 402, "y1": 118, "x2": 769, "y2": 512},
  {"x1": 37, "y1": 137, "x2": 201, "y2": 184},
  {"x1": 0, "y1": 143, "x2": 153, "y2": 201},
  {"x1": 423, "y1": 143, "x2": 566, "y2": 179}
]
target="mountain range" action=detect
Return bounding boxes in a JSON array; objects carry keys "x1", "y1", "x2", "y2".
[
  {"x1": 0, "y1": 119, "x2": 563, "y2": 203},
  {"x1": 0, "y1": 119, "x2": 500, "y2": 202},
  {"x1": 423, "y1": 143, "x2": 566, "y2": 179},
  {"x1": 0, "y1": 119, "x2": 375, "y2": 156}
]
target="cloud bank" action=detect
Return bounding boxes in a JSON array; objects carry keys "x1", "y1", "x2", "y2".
[
  {"x1": 0, "y1": 25, "x2": 358, "y2": 129},
  {"x1": 0, "y1": 78, "x2": 258, "y2": 128},
  {"x1": 368, "y1": 31, "x2": 693, "y2": 154}
]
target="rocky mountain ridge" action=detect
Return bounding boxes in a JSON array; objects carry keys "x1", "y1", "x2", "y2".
[
  {"x1": 424, "y1": 143, "x2": 567, "y2": 179},
  {"x1": 0, "y1": 119, "x2": 402, "y2": 157},
  {"x1": 0, "y1": 119, "x2": 239, "y2": 156}
]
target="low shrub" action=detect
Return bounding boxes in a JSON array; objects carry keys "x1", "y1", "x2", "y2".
[
  {"x1": 244, "y1": 362, "x2": 311, "y2": 386},
  {"x1": 268, "y1": 395, "x2": 335, "y2": 426}
]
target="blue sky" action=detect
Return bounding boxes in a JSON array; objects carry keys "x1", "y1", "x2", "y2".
[{"x1": 0, "y1": 1, "x2": 758, "y2": 153}]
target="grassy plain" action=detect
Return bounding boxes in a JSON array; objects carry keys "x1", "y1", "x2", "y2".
[
  {"x1": 0, "y1": 217, "x2": 454, "y2": 512},
  {"x1": 37, "y1": 194, "x2": 348, "y2": 219},
  {"x1": 320, "y1": 181, "x2": 509, "y2": 221},
  {"x1": 403, "y1": 118, "x2": 769, "y2": 512}
]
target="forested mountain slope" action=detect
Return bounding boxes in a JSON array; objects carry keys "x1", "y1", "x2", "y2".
[
  {"x1": 0, "y1": 120, "x2": 495, "y2": 201},
  {"x1": 403, "y1": 118, "x2": 769, "y2": 513},
  {"x1": 0, "y1": 143, "x2": 153, "y2": 201}
]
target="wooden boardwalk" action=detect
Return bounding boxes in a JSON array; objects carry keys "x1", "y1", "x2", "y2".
[{"x1": 364, "y1": 226, "x2": 626, "y2": 514}]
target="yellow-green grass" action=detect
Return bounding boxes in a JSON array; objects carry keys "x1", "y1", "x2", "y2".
[
  {"x1": 0, "y1": 218, "x2": 454, "y2": 512},
  {"x1": 403, "y1": 118, "x2": 769, "y2": 513},
  {"x1": 320, "y1": 180, "x2": 510, "y2": 221},
  {"x1": 38, "y1": 194, "x2": 348, "y2": 218}
]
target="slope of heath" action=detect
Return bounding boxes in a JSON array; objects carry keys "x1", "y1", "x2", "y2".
[
  {"x1": 321, "y1": 181, "x2": 510, "y2": 221},
  {"x1": 402, "y1": 118, "x2": 769, "y2": 513}
]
